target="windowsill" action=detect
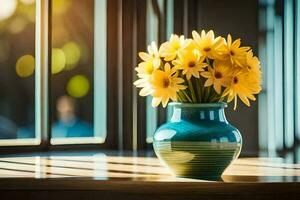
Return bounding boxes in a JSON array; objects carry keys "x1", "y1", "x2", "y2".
[
  {"x1": 0, "y1": 139, "x2": 40, "y2": 146},
  {"x1": 50, "y1": 137, "x2": 105, "y2": 145},
  {"x1": 0, "y1": 151, "x2": 299, "y2": 199}
]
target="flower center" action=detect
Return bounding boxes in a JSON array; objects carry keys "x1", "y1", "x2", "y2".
[
  {"x1": 230, "y1": 50, "x2": 235, "y2": 56},
  {"x1": 203, "y1": 47, "x2": 211, "y2": 52},
  {"x1": 233, "y1": 76, "x2": 238, "y2": 84},
  {"x1": 188, "y1": 61, "x2": 196, "y2": 68},
  {"x1": 162, "y1": 78, "x2": 170, "y2": 88},
  {"x1": 173, "y1": 43, "x2": 180, "y2": 50},
  {"x1": 145, "y1": 64, "x2": 154, "y2": 74},
  {"x1": 214, "y1": 71, "x2": 222, "y2": 79}
]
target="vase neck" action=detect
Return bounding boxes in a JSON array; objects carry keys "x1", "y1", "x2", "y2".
[{"x1": 170, "y1": 105, "x2": 228, "y2": 123}]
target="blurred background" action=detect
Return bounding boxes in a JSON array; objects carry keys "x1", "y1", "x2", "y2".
[
  {"x1": 0, "y1": 0, "x2": 36, "y2": 140},
  {"x1": 0, "y1": 0, "x2": 101, "y2": 143},
  {"x1": 0, "y1": 0, "x2": 299, "y2": 162}
]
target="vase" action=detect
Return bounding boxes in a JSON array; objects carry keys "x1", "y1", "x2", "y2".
[{"x1": 153, "y1": 102, "x2": 242, "y2": 180}]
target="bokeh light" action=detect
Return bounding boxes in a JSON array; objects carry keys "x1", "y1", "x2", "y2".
[
  {"x1": 52, "y1": 48, "x2": 66, "y2": 74},
  {"x1": 8, "y1": 17, "x2": 28, "y2": 34},
  {"x1": 18, "y1": 1, "x2": 36, "y2": 23},
  {"x1": 62, "y1": 42, "x2": 81, "y2": 70},
  {"x1": 15, "y1": 55, "x2": 35, "y2": 77},
  {"x1": 67, "y1": 75, "x2": 90, "y2": 98},
  {"x1": 20, "y1": 0, "x2": 35, "y2": 5},
  {"x1": 0, "y1": 0, "x2": 18, "y2": 21},
  {"x1": 53, "y1": 0, "x2": 71, "y2": 15}
]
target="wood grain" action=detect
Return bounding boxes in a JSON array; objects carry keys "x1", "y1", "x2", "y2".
[{"x1": 0, "y1": 155, "x2": 299, "y2": 199}]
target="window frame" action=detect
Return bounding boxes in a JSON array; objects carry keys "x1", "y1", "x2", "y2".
[
  {"x1": 258, "y1": 0, "x2": 300, "y2": 157},
  {"x1": 0, "y1": 0, "x2": 151, "y2": 154},
  {"x1": 0, "y1": 0, "x2": 117, "y2": 153}
]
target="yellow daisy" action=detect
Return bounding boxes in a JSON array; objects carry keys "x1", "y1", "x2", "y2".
[
  {"x1": 138, "y1": 41, "x2": 161, "y2": 73},
  {"x1": 159, "y1": 34, "x2": 187, "y2": 61},
  {"x1": 245, "y1": 50, "x2": 261, "y2": 80},
  {"x1": 133, "y1": 77, "x2": 153, "y2": 97},
  {"x1": 172, "y1": 48, "x2": 207, "y2": 80},
  {"x1": 192, "y1": 30, "x2": 224, "y2": 60},
  {"x1": 201, "y1": 60, "x2": 233, "y2": 94},
  {"x1": 134, "y1": 60, "x2": 154, "y2": 96},
  {"x1": 151, "y1": 63, "x2": 187, "y2": 107},
  {"x1": 221, "y1": 34, "x2": 250, "y2": 67},
  {"x1": 223, "y1": 69, "x2": 261, "y2": 109},
  {"x1": 134, "y1": 42, "x2": 161, "y2": 96}
]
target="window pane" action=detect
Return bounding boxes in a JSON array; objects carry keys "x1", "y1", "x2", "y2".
[
  {"x1": 0, "y1": 0, "x2": 37, "y2": 144},
  {"x1": 146, "y1": 0, "x2": 173, "y2": 143},
  {"x1": 50, "y1": 0, "x2": 106, "y2": 144},
  {"x1": 283, "y1": 0, "x2": 295, "y2": 148},
  {"x1": 296, "y1": 0, "x2": 300, "y2": 140},
  {"x1": 146, "y1": 0, "x2": 159, "y2": 143}
]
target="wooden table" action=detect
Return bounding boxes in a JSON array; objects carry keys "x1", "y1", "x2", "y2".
[{"x1": 0, "y1": 153, "x2": 299, "y2": 200}]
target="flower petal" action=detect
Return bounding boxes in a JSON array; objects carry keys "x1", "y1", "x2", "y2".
[
  {"x1": 151, "y1": 97, "x2": 161, "y2": 107},
  {"x1": 192, "y1": 30, "x2": 201, "y2": 43},
  {"x1": 139, "y1": 52, "x2": 151, "y2": 61}
]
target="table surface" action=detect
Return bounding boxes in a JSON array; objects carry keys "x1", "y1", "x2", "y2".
[
  {"x1": 0, "y1": 153, "x2": 299, "y2": 200},
  {"x1": 0, "y1": 153, "x2": 299, "y2": 184}
]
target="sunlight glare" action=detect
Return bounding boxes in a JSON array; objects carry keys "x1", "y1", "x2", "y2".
[
  {"x1": 0, "y1": 0, "x2": 18, "y2": 21},
  {"x1": 20, "y1": 0, "x2": 35, "y2": 5}
]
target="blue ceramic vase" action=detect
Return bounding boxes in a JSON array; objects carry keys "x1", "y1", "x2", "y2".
[{"x1": 153, "y1": 102, "x2": 242, "y2": 180}]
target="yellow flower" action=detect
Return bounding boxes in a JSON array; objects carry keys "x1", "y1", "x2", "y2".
[
  {"x1": 201, "y1": 60, "x2": 233, "y2": 94},
  {"x1": 245, "y1": 50, "x2": 261, "y2": 82},
  {"x1": 159, "y1": 34, "x2": 187, "y2": 61},
  {"x1": 223, "y1": 69, "x2": 261, "y2": 110},
  {"x1": 138, "y1": 41, "x2": 161, "y2": 75},
  {"x1": 134, "y1": 30, "x2": 262, "y2": 110},
  {"x1": 221, "y1": 34, "x2": 250, "y2": 67},
  {"x1": 134, "y1": 62, "x2": 154, "y2": 96},
  {"x1": 151, "y1": 63, "x2": 187, "y2": 107},
  {"x1": 134, "y1": 77, "x2": 153, "y2": 96},
  {"x1": 172, "y1": 48, "x2": 207, "y2": 80},
  {"x1": 192, "y1": 30, "x2": 224, "y2": 59},
  {"x1": 134, "y1": 42, "x2": 161, "y2": 96}
]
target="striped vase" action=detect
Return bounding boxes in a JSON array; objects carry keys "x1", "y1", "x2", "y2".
[{"x1": 153, "y1": 102, "x2": 242, "y2": 180}]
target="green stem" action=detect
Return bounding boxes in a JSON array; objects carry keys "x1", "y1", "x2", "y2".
[
  {"x1": 187, "y1": 79, "x2": 197, "y2": 103},
  {"x1": 205, "y1": 86, "x2": 211, "y2": 102},
  {"x1": 181, "y1": 90, "x2": 193, "y2": 103},
  {"x1": 198, "y1": 78, "x2": 203, "y2": 103},
  {"x1": 205, "y1": 58, "x2": 211, "y2": 66},
  {"x1": 176, "y1": 93, "x2": 182, "y2": 102},
  {"x1": 208, "y1": 89, "x2": 217, "y2": 102},
  {"x1": 209, "y1": 93, "x2": 221, "y2": 102},
  {"x1": 219, "y1": 96, "x2": 225, "y2": 102},
  {"x1": 194, "y1": 78, "x2": 201, "y2": 103},
  {"x1": 177, "y1": 91, "x2": 186, "y2": 102}
]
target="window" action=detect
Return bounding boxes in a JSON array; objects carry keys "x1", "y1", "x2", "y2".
[
  {"x1": 0, "y1": 0, "x2": 37, "y2": 145},
  {"x1": 259, "y1": 0, "x2": 300, "y2": 161},
  {"x1": 295, "y1": 0, "x2": 300, "y2": 149},
  {"x1": 50, "y1": 0, "x2": 107, "y2": 145},
  {"x1": 0, "y1": 0, "x2": 109, "y2": 149},
  {"x1": 0, "y1": 0, "x2": 152, "y2": 151},
  {"x1": 145, "y1": 0, "x2": 160, "y2": 144},
  {"x1": 146, "y1": 0, "x2": 174, "y2": 144}
]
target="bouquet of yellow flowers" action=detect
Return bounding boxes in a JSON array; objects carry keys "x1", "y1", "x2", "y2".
[{"x1": 134, "y1": 30, "x2": 262, "y2": 109}]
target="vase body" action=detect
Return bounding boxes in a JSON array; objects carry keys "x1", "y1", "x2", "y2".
[{"x1": 153, "y1": 102, "x2": 242, "y2": 180}]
